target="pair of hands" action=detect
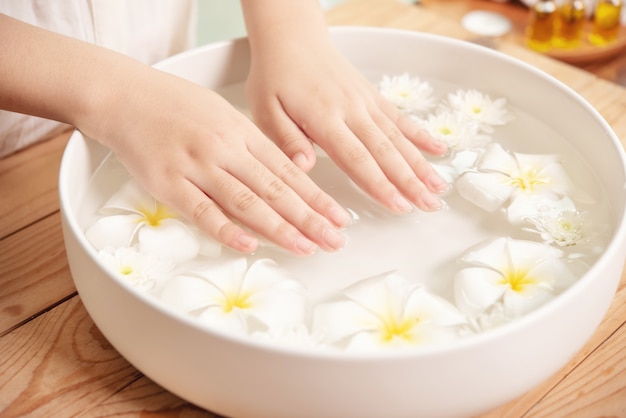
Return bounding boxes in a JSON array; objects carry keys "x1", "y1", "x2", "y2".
[{"x1": 100, "y1": 25, "x2": 448, "y2": 257}]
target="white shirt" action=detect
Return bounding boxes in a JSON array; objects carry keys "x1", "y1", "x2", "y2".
[{"x1": 0, "y1": 0, "x2": 197, "y2": 158}]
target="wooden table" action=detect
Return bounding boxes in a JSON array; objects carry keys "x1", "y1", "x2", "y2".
[{"x1": 1, "y1": 0, "x2": 625, "y2": 416}]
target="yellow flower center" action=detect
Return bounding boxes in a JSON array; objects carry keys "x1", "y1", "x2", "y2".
[
  {"x1": 138, "y1": 203, "x2": 175, "y2": 227},
  {"x1": 509, "y1": 168, "x2": 549, "y2": 192},
  {"x1": 222, "y1": 291, "x2": 252, "y2": 313},
  {"x1": 472, "y1": 106, "x2": 483, "y2": 114},
  {"x1": 119, "y1": 265, "x2": 134, "y2": 275},
  {"x1": 499, "y1": 269, "x2": 537, "y2": 293},
  {"x1": 439, "y1": 127, "x2": 452, "y2": 135},
  {"x1": 379, "y1": 314, "x2": 419, "y2": 343}
]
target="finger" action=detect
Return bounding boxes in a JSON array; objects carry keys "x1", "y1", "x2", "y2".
[
  {"x1": 378, "y1": 97, "x2": 448, "y2": 156},
  {"x1": 311, "y1": 117, "x2": 418, "y2": 213},
  {"x1": 369, "y1": 108, "x2": 449, "y2": 196},
  {"x1": 346, "y1": 112, "x2": 444, "y2": 212},
  {"x1": 254, "y1": 97, "x2": 317, "y2": 173},
  {"x1": 225, "y1": 151, "x2": 348, "y2": 252},
  {"x1": 167, "y1": 179, "x2": 260, "y2": 254}
]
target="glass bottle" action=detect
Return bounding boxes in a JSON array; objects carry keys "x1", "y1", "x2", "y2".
[
  {"x1": 589, "y1": 0, "x2": 623, "y2": 45},
  {"x1": 525, "y1": 0, "x2": 558, "y2": 52},
  {"x1": 553, "y1": 0, "x2": 587, "y2": 48}
]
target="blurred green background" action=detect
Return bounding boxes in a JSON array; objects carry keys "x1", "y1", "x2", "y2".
[{"x1": 196, "y1": 0, "x2": 345, "y2": 45}]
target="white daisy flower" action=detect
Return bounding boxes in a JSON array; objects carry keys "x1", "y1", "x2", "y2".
[
  {"x1": 419, "y1": 110, "x2": 492, "y2": 152},
  {"x1": 524, "y1": 209, "x2": 588, "y2": 247},
  {"x1": 444, "y1": 89, "x2": 513, "y2": 133},
  {"x1": 379, "y1": 73, "x2": 435, "y2": 115},
  {"x1": 98, "y1": 246, "x2": 172, "y2": 291},
  {"x1": 312, "y1": 272, "x2": 467, "y2": 352}
]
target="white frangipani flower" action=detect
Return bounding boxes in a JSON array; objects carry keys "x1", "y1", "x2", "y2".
[
  {"x1": 86, "y1": 179, "x2": 221, "y2": 263},
  {"x1": 313, "y1": 272, "x2": 467, "y2": 351},
  {"x1": 456, "y1": 143, "x2": 575, "y2": 212},
  {"x1": 160, "y1": 258, "x2": 306, "y2": 336},
  {"x1": 98, "y1": 246, "x2": 172, "y2": 291},
  {"x1": 444, "y1": 89, "x2": 513, "y2": 133},
  {"x1": 419, "y1": 110, "x2": 492, "y2": 151},
  {"x1": 454, "y1": 237, "x2": 577, "y2": 319},
  {"x1": 379, "y1": 73, "x2": 435, "y2": 115}
]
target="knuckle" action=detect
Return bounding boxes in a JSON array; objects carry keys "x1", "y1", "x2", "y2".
[
  {"x1": 347, "y1": 146, "x2": 371, "y2": 165},
  {"x1": 232, "y1": 189, "x2": 258, "y2": 212},
  {"x1": 263, "y1": 178, "x2": 287, "y2": 202},
  {"x1": 192, "y1": 199, "x2": 220, "y2": 226},
  {"x1": 373, "y1": 139, "x2": 397, "y2": 159}
]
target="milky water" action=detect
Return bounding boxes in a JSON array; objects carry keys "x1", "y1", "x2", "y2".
[{"x1": 81, "y1": 78, "x2": 614, "y2": 308}]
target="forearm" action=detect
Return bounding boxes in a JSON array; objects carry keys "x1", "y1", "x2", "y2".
[
  {"x1": 0, "y1": 13, "x2": 153, "y2": 144},
  {"x1": 240, "y1": 0, "x2": 333, "y2": 59}
]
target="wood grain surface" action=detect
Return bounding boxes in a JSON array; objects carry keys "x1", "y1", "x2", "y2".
[{"x1": 1, "y1": 1, "x2": 625, "y2": 416}]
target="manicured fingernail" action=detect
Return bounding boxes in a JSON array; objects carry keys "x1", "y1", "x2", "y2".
[
  {"x1": 323, "y1": 227, "x2": 346, "y2": 250},
  {"x1": 420, "y1": 192, "x2": 444, "y2": 211},
  {"x1": 295, "y1": 235, "x2": 317, "y2": 255},
  {"x1": 328, "y1": 205, "x2": 352, "y2": 228},
  {"x1": 428, "y1": 172, "x2": 449, "y2": 194},
  {"x1": 292, "y1": 152, "x2": 310, "y2": 170},
  {"x1": 393, "y1": 193, "x2": 414, "y2": 213},
  {"x1": 237, "y1": 232, "x2": 258, "y2": 253}
]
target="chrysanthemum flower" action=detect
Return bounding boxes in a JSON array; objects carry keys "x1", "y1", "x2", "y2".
[
  {"x1": 419, "y1": 110, "x2": 491, "y2": 151},
  {"x1": 379, "y1": 73, "x2": 435, "y2": 115},
  {"x1": 98, "y1": 246, "x2": 172, "y2": 291},
  {"x1": 524, "y1": 209, "x2": 588, "y2": 247},
  {"x1": 444, "y1": 89, "x2": 513, "y2": 133}
]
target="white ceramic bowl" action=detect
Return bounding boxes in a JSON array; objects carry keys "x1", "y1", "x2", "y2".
[{"x1": 60, "y1": 27, "x2": 626, "y2": 418}]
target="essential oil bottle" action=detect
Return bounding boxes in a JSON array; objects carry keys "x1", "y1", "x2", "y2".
[
  {"x1": 589, "y1": 0, "x2": 623, "y2": 45},
  {"x1": 526, "y1": 0, "x2": 558, "y2": 52},
  {"x1": 553, "y1": 0, "x2": 587, "y2": 48}
]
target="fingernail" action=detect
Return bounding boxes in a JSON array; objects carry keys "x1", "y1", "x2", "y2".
[
  {"x1": 237, "y1": 232, "x2": 258, "y2": 253},
  {"x1": 420, "y1": 192, "x2": 444, "y2": 211},
  {"x1": 428, "y1": 172, "x2": 449, "y2": 194},
  {"x1": 292, "y1": 152, "x2": 310, "y2": 170},
  {"x1": 295, "y1": 235, "x2": 317, "y2": 255},
  {"x1": 323, "y1": 227, "x2": 346, "y2": 250},
  {"x1": 393, "y1": 193, "x2": 414, "y2": 213},
  {"x1": 328, "y1": 205, "x2": 352, "y2": 228}
]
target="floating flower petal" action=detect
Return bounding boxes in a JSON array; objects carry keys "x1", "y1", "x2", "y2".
[
  {"x1": 313, "y1": 272, "x2": 466, "y2": 351},
  {"x1": 454, "y1": 237, "x2": 577, "y2": 319}
]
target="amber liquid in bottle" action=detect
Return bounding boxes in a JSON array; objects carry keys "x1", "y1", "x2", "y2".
[
  {"x1": 589, "y1": 0, "x2": 623, "y2": 45},
  {"x1": 554, "y1": 0, "x2": 586, "y2": 48},
  {"x1": 526, "y1": 0, "x2": 557, "y2": 52}
]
